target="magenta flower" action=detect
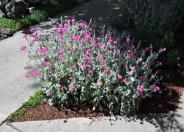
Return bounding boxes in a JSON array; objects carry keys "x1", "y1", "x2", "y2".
[
  {"x1": 99, "y1": 44, "x2": 105, "y2": 49},
  {"x1": 58, "y1": 48, "x2": 64, "y2": 54},
  {"x1": 122, "y1": 79, "x2": 128, "y2": 84},
  {"x1": 84, "y1": 33, "x2": 90, "y2": 39},
  {"x1": 142, "y1": 61, "x2": 145, "y2": 65},
  {"x1": 32, "y1": 70, "x2": 39, "y2": 78},
  {"x1": 46, "y1": 90, "x2": 52, "y2": 97},
  {"x1": 127, "y1": 50, "x2": 136, "y2": 61},
  {"x1": 85, "y1": 49, "x2": 92, "y2": 62},
  {"x1": 70, "y1": 85, "x2": 77, "y2": 92},
  {"x1": 161, "y1": 48, "x2": 167, "y2": 52},
  {"x1": 80, "y1": 38, "x2": 85, "y2": 43},
  {"x1": 58, "y1": 55, "x2": 63, "y2": 62},
  {"x1": 51, "y1": 73, "x2": 55, "y2": 77},
  {"x1": 97, "y1": 54, "x2": 104, "y2": 63},
  {"x1": 72, "y1": 64, "x2": 77, "y2": 70},
  {"x1": 90, "y1": 40, "x2": 96, "y2": 46},
  {"x1": 81, "y1": 64, "x2": 87, "y2": 71},
  {"x1": 96, "y1": 79, "x2": 101, "y2": 85},
  {"x1": 39, "y1": 47, "x2": 47, "y2": 54},
  {"x1": 154, "y1": 85, "x2": 160, "y2": 92},
  {"x1": 138, "y1": 84, "x2": 145, "y2": 94},
  {"x1": 104, "y1": 67, "x2": 110, "y2": 75},
  {"x1": 118, "y1": 74, "x2": 124, "y2": 80},
  {"x1": 71, "y1": 18, "x2": 76, "y2": 23},
  {"x1": 72, "y1": 35, "x2": 80, "y2": 42},
  {"x1": 19, "y1": 46, "x2": 26, "y2": 52},
  {"x1": 159, "y1": 61, "x2": 163, "y2": 66},
  {"x1": 79, "y1": 22, "x2": 85, "y2": 27}
]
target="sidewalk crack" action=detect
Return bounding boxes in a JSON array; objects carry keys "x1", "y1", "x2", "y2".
[{"x1": 6, "y1": 122, "x2": 24, "y2": 132}]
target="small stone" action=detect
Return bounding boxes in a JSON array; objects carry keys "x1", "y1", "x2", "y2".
[
  {"x1": 1, "y1": 28, "x2": 13, "y2": 37},
  {"x1": 0, "y1": 9, "x2": 5, "y2": 17},
  {"x1": 5, "y1": 1, "x2": 29, "y2": 19}
]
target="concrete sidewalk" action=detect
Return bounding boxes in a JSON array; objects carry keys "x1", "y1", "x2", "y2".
[
  {"x1": 0, "y1": 33, "x2": 37, "y2": 123},
  {"x1": 0, "y1": 94, "x2": 183, "y2": 132}
]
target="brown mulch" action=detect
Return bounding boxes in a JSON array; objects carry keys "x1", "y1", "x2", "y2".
[
  {"x1": 11, "y1": 69, "x2": 184, "y2": 122},
  {"x1": 11, "y1": 103, "x2": 108, "y2": 122}
]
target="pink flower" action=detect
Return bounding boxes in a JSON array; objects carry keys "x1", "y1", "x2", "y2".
[
  {"x1": 46, "y1": 90, "x2": 52, "y2": 97},
  {"x1": 118, "y1": 74, "x2": 124, "y2": 80},
  {"x1": 23, "y1": 34, "x2": 27, "y2": 38},
  {"x1": 99, "y1": 44, "x2": 105, "y2": 49},
  {"x1": 39, "y1": 47, "x2": 47, "y2": 54},
  {"x1": 142, "y1": 61, "x2": 145, "y2": 65},
  {"x1": 90, "y1": 40, "x2": 96, "y2": 46},
  {"x1": 159, "y1": 61, "x2": 163, "y2": 66},
  {"x1": 32, "y1": 70, "x2": 39, "y2": 78},
  {"x1": 161, "y1": 48, "x2": 167, "y2": 52},
  {"x1": 108, "y1": 36, "x2": 113, "y2": 42},
  {"x1": 70, "y1": 85, "x2": 77, "y2": 92},
  {"x1": 131, "y1": 66, "x2": 137, "y2": 74},
  {"x1": 81, "y1": 64, "x2": 87, "y2": 71},
  {"x1": 128, "y1": 51, "x2": 136, "y2": 61},
  {"x1": 19, "y1": 46, "x2": 26, "y2": 52},
  {"x1": 84, "y1": 33, "x2": 90, "y2": 39},
  {"x1": 72, "y1": 35, "x2": 80, "y2": 42},
  {"x1": 154, "y1": 85, "x2": 160, "y2": 92},
  {"x1": 58, "y1": 55, "x2": 63, "y2": 61},
  {"x1": 51, "y1": 73, "x2": 55, "y2": 77},
  {"x1": 72, "y1": 64, "x2": 77, "y2": 70},
  {"x1": 138, "y1": 84, "x2": 145, "y2": 93},
  {"x1": 122, "y1": 79, "x2": 128, "y2": 84},
  {"x1": 96, "y1": 79, "x2": 101, "y2": 85},
  {"x1": 85, "y1": 49, "x2": 92, "y2": 62},
  {"x1": 80, "y1": 38, "x2": 85, "y2": 43},
  {"x1": 71, "y1": 18, "x2": 76, "y2": 23},
  {"x1": 97, "y1": 54, "x2": 104, "y2": 63},
  {"x1": 113, "y1": 41, "x2": 118, "y2": 45},
  {"x1": 59, "y1": 34, "x2": 63, "y2": 40},
  {"x1": 58, "y1": 48, "x2": 64, "y2": 54},
  {"x1": 79, "y1": 22, "x2": 85, "y2": 27}
]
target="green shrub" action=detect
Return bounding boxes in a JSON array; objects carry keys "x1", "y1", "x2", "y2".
[
  {"x1": 22, "y1": 18, "x2": 165, "y2": 115},
  {"x1": 0, "y1": 18, "x2": 22, "y2": 31},
  {"x1": 120, "y1": 0, "x2": 184, "y2": 66}
]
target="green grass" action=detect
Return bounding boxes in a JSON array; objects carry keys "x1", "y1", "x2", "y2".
[
  {"x1": 0, "y1": 0, "x2": 78, "y2": 40},
  {"x1": 8, "y1": 91, "x2": 44, "y2": 121}
]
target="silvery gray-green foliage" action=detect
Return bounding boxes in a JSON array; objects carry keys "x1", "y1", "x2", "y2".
[{"x1": 23, "y1": 18, "x2": 165, "y2": 115}]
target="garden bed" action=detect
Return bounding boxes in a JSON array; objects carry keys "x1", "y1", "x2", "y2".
[{"x1": 8, "y1": 83, "x2": 183, "y2": 122}]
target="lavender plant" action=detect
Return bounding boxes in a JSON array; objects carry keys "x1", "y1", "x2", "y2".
[{"x1": 21, "y1": 18, "x2": 165, "y2": 115}]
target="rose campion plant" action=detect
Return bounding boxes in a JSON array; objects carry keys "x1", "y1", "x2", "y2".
[{"x1": 22, "y1": 18, "x2": 165, "y2": 115}]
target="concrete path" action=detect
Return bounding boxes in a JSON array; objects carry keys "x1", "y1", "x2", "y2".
[
  {"x1": 1, "y1": 95, "x2": 183, "y2": 132},
  {"x1": 0, "y1": 33, "x2": 38, "y2": 123}
]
